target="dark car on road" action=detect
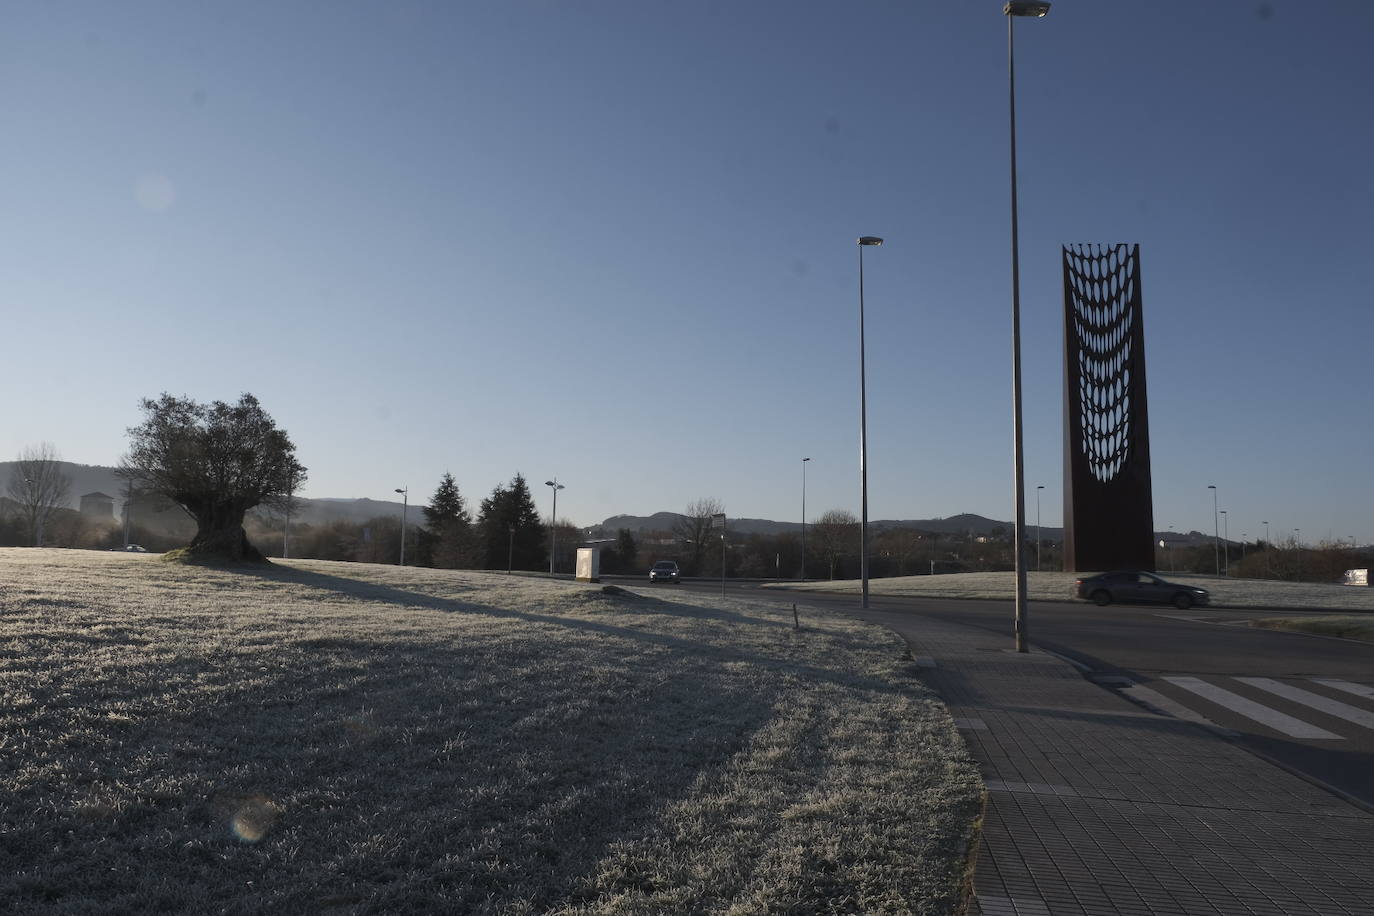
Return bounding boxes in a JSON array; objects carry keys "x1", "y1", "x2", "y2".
[
  {"x1": 1074, "y1": 571, "x2": 1210, "y2": 609},
  {"x1": 648, "y1": 560, "x2": 680, "y2": 585}
]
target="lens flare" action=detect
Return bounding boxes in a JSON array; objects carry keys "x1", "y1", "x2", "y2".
[{"x1": 228, "y1": 795, "x2": 279, "y2": 843}]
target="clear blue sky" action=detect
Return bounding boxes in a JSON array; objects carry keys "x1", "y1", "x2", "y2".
[{"x1": 4, "y1": 2, "x2": 1372, "y2": 545}]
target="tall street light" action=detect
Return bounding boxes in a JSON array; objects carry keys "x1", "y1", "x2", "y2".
[
  {"x1": 544, "y1": 479, "x2": 565, "y2": 574},
  {"x1": 1005, "y1": 0, "x2": 1049, "y2": 652},
  {"x1": 1220, "y1": 509, "x2": 1229, "y2": 575},
  {"x1": 712, "y1": 512, "x2": 727, "y2": 597},
  {"x1": 801, "y1": 457, "x2": 811, "y2": 579},
  {"x1": 1036, "y1": 484, "x2": 1044, "y2": 572},
  {"x1": 394, "y1": 487, "x2": 408, "y2": 565},
  {"x1": 858, "y1": 235, "x2": 883, "y2": 610},
  {"x1": 1207, "y1": 484, "x2": 1220, "y2": 576}
]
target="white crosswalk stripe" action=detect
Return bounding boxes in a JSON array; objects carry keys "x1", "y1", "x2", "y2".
[
  {"x1": 1311, "y1": 678, "x2": 1374, "y2": 702},
  {"x1": 1162, "y1": 676, "x2": 1343, "y2": 740},
  {"x1": 1237, "y1": 677, "x2": 1374, "y2": 731}
]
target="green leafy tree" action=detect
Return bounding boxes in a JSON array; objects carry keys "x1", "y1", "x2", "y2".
[
  {"x1": 120, "y1": 393, "x2": 306, "y2": 563},
  {"x1": 477, "y1": 473, "x2": 545, "y2": 570},
  {"x1": 420, "y1": 472, "x2": 473, "y2": 568}
]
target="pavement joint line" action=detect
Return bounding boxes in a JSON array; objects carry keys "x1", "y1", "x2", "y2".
[
  {"x1": 954, "y1": 717, "x2": 989, "y2": 730},
  {"x1": 974, "y1": 894, "x2": 1052, "y2": 915},
  {"x1": 985, "y1": 780, "x2": 1080, "y2": 797}
]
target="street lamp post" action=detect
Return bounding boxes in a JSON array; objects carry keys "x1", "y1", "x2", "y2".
[
  {"x1": 1220, "y1": 509, "x2": 1229, "y2": 575},
  {"x1": 1036, "y1": 484, "x2": 1044, "y2": 572},
  {"x1": 801, "y1": 457, "x2": 811, "y2": 579},
  {"x1": 1005, "y1": 0, "x2": 1049, "y2": 652},
  {"x1": 122, "y1": 479, "x2": 134, "y2": 550},
  {"x1": 394, "y1": 487, "x2": 408, "y2": 565},
  {"x1": 544, "y1": 479, "x2": 565, "y2": 574},
  {"x1": 1207, "y1": 485, "x2": 1219, "y2": 576},
  {"x1": 712, "y1": 512, "x2": 727, "y2": 597},
  {"x1": 1263, "y1": 520, "x2": 1271, "y2": 573},
  {"x1": 858, "y1": 236, "x2": 883, "y2": 610}
]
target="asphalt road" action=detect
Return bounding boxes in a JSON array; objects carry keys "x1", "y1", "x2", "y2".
[{"x1": 669, "y1": 579, "x2": 1374, "y2": 809}]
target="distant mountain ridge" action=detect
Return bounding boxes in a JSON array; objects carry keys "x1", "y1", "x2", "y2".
[
  {"x1": 1, "y1": 462, "x2": 1219, "y2": 545},
  {"x1": 595, "y1": 511, "x2": 1066, "y2": 539},
  {"x1": 0, "y1": 462, "x2": 411, "y2": 528}
]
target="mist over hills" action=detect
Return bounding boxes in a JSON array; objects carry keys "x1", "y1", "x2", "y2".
[
  {"x1": 593, "y1": 511, "x2": 1072, "y2": 541},
  {"x1": 0, "y1": 462, "x2": 410, "y2": 528},
  {"x1": 2, "y1": 462, "x2": 1223, "y2": 546}
]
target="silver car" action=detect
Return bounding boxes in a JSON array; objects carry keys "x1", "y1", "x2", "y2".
[{"x1": 649, "y1": 561, "x2": 680, "y2": 584}]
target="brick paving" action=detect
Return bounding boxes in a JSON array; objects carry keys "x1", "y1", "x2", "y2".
[{"x1": 879, "y1": 612, "x2": 1374, "y2": 915}]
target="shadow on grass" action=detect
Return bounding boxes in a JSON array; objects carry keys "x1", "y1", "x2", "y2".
[
  {"x1": 0, "y1": 582, "x2": 828, "y2": 913},
  {"x1": 236, "y1": 563, "x2": 913, "y2": 697}
]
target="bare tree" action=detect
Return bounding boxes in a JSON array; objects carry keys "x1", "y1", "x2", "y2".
[
  {"x1": 810, "y1": 509, "x2": 858, "y2": 580},
  {"x1": 673, "y1": 497, "x2": 723, "y2": 576},
  {"x1": 5, "y1": 442, "x2": 72, "y2": 547}
]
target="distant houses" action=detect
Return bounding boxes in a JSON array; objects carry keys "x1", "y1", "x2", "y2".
[{"x1": 79, "y1": 491, "x2": 116, "y2": 518}]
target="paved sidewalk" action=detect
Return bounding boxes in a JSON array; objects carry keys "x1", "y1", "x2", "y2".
[{"x1": 880, "y1": 612, "x2": 1374, "y2": 915}]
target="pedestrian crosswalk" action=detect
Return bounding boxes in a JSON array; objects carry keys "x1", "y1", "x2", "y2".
[{"x1": 1123, "y1": 675, "x2": 1374, "y2": 742}]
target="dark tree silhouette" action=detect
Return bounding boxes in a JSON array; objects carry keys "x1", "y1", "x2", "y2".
[
  {"x1": 120, "y1": 393, "x2": 307, "y2": 563},
  {"x1": 421, "y1": 472, "x2": 473, "y2": 568},
  {"x1": 477, "y1": 473, "x2": 545, "y2": 571}
]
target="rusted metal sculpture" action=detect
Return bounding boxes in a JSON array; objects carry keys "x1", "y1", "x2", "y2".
[{"x1": 1062, "y1": 244, "x2": 1155, "y2": 572}]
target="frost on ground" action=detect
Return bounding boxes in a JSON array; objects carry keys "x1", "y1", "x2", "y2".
[
  {"x1": 0, "y1": 549, "x2": 980, "y2": 915},
  {"x1": 767, "y1": 570, "x2": 1374, "y2": 612},
  {"x1": 1251, "y1": 615, "x2": 1374, "y2": 642}
]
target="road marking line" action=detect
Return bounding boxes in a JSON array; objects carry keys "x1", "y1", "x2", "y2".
[
  {"x1": 1118, "y1": 683, "x2": 1231, "y2": 731},
  {"x1": 1312, "y1": 678, "x2": 1374, "y2": 702},
  {"x1": 1163, "y1": 676, "x2": 1343, "y2": 740},
  {"x1": 1237, "y1": 677, "x2": 1374, "y2": 731}
]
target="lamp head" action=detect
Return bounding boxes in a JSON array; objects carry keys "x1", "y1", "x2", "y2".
[
  {"x1": 1004, "y1": 2, "x2": 1051, "y2": 17},
  {"x1": 857, "y1": 236, "x2": 884, "y2": 246},
  {"x1": 395, "y1": 488, "x2": 405, "y2": 494}
]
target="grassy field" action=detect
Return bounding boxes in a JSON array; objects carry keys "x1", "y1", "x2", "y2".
[
  {"x1": 1251, "y1": 615, "x2": 1374, "y2": 642},
  {"x1": 0, "y1": 549, "x2": 980, "y2": 915},
  {"x1": 765, "y1": 570, "x2": 1374, "y2": 612}
]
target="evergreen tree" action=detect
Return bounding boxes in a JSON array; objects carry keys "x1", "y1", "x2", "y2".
[
  {"x1": 420, "y1": 472, "x2": 473, "y2": 568},
  {"x1": 616, "y1": 528, "x2": 638, "y2": 572},
  {"x1": 477, "y1": 473, "x2": 546, "y2": 570}
]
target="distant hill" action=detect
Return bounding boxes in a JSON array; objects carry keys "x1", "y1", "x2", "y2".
[
  {"x1": 596, "y1": 511, "x2": 1066, "y2": 540},
  {"x1": 0, "y1": 462, "x2": 413, "y2": 531},
  {"x1": 0, "y1": 462, "x2": 1220, "y2": 546}
]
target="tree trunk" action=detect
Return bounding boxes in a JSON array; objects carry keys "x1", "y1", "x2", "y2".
[{"x1": 184, "y1": 501, "x2": 267, "y2": 563}]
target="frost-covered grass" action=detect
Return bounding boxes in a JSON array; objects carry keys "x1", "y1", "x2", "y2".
[
  {"x1": 1251, "y1": 615, "x2": 1374, "y2": 642},
  {"x1": 765, "y1": 570, "x2": 1374, "y2": 612},
  {"x1": 0, "y1": 548, "x2": 980, "y2": 915}
]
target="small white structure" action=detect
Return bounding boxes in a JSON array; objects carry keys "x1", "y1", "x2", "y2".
[
  {"x1": 576, "y1": 547, "x2": 601, "y2": 583},
  {"x1": 1342, "y1": 568, "x2": 1369, "y2": 587}
]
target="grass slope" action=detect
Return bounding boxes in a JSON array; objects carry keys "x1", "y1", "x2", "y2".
[
  {"x1": 1250, "y1": 616, "x2": 1374, "y2": 642},
  {"x1": 0, "y1": 549, "x2": 979, "y2": 915}
]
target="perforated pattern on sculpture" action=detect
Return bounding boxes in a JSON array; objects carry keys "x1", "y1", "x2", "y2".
[{"x1": 1066, "y1": 244, "x2": 1137, "y2": 483}]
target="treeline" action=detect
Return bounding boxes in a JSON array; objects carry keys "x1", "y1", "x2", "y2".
[
  {"x1": 604, "y1": 501, "x2": 1058, "y2": 580},
  {"x1": 1156, "y1": 539, "x2": 1372, "y2": 583}
]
